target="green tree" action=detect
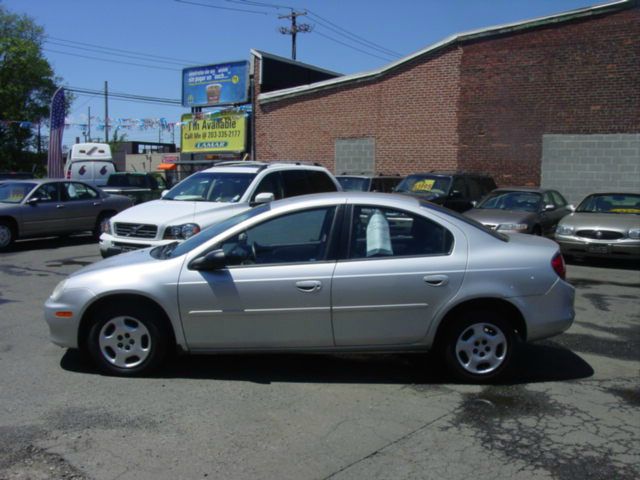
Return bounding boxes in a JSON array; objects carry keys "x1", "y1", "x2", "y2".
[{"x1": 0, "y1": 5, "x2": 64, "y2": 171}]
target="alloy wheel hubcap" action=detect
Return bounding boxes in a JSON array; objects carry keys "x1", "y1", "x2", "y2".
[
  {"x1": 98, "y1": 316, "x2": 151, "y2": 368},
  {"x1": 0, "y1": 226, "x2": 11, "y2": 248},
  {"x1": 455, "y1": 322, "x2": 507, "y2": 375}
]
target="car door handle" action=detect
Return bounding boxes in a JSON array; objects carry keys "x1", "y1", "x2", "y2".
[
  {"x1": 56, "y1": 204, "x2": 65, "y2": 209},
  {"x1": 296, "y1": 280, "x2": 322, "y2": 292},
  {"x1": 92, "y1": 202, "x2": 102, "y2": 206},
  {"x1": 424, "y1": 275, "x2": 449, "y2": 286}
]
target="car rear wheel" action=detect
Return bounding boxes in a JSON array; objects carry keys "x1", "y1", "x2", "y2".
[
  {"x1": 87, "y1": 303, "x2": 168, "y2": 376},
  {"x1": 0, "y1": 221, "x2": 15, "y2": 250},
  {"x1": 441, "y1": 311, "x2": 515, "y2": 383}
]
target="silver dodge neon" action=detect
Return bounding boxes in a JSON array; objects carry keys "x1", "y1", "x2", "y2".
[{"x1": 45, "y1": 192, "x2": 575, "y2": 383}]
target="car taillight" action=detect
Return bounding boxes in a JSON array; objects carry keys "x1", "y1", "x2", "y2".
[
  {"x1": 66, "y1": 170, "x2": 71, "y2": 179},
  {"x1": 551, "y1": 252, "x2": 566, "y2": 280}
]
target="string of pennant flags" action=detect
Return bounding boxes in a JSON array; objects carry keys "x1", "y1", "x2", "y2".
[{"x1": 0, "y1": 105, "x2": 252, "y2": 133}]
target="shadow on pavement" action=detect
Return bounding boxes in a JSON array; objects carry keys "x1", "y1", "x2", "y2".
[
  {"x1": 60, "y1": 340, "x2": 593, "y2": 385},
  {"x1": 4, "y1": 234, "x2": 97, "y2": 253}
]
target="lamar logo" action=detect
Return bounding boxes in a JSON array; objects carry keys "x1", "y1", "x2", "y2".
[
  {"x1": 195, "y1": 141, "x2": 227, "y2": 149},
  {"x1": 100, "y1": 165, "x2": 108, "y2": 175},
  {"x1": 79, "y1": 165, "x2": 86, "y2": 175}
]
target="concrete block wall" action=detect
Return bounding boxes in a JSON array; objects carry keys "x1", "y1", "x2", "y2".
[
  {"x1": 541, "y1": 134, "x2": 640, "y2": 205},
  {"x1": 335, "y1": 138, "x2": 375, "y2": 175}
]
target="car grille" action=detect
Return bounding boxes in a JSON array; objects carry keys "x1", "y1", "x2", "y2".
[
  {"x1": 114, "y1": 222, "x2": 157, "y2": 239},
  {"x1": 576, "y1": 230, "x2": 623, "y2": 240}
]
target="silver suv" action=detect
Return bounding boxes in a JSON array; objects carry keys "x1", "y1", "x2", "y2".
[{"x1": 99, "y1": 162, "x2": 340, "y2": 257}]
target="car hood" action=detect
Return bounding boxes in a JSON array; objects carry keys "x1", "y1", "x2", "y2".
[
  {"x1": 559, "y1": 212, "x2": 640, "y2": 230},
  {"x1": 72, "y1": 247, "x2": 158, "y2": 278},
  {"x1": 109, "y1": 199, "x2": 246, "y2": 228},
  {"x1": 465, "y1": 209, "x2": 536, "y2": 225}
]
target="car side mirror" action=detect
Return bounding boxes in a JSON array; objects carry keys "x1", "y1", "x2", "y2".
[
  {"x1": 254, "y1": 192, "x2": 275, "y2": 205},
  {"x1": 188, "y1": 249, "x2": 227, "y2": 271},
  {"x1": 543, "y1": 204, "x2": 556, "y2": 212},
  {"x1": 567, "y1": 204, "x2": 575, "y2": 212},
  {"x1": 27, "y1": 197, "x2": 40, "y2": 205},
  {"x1": 470, "y1": 200, "x2": 478, "y2": 207},
  {"x1": 161, "y1": 190, "x2": 169, "y2": 198}
]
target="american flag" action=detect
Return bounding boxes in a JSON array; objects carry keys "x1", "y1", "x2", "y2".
[{"x1": 47, "y1": 87, "x2": 65, "y2": 178}]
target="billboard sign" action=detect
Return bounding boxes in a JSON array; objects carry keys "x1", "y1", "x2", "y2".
[
  {"x1": 180, "y1": 113, "x2": 247, "y2": 153},
  {"x1": 182, "y1": 61, "x2": 249, "y2": 107}
]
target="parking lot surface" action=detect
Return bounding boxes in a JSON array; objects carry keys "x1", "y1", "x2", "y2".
[{"x1": 0, "y1": 236, "x2": 638, "y2": 479}]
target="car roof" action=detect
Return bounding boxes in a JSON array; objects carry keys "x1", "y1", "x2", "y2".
[
  {"x1": 268, "y1": 191, "x2": 422, "y2": 210},
  {"x1": 201, "y1": 161, "x2": 329, "y2": 174},
  {"x1": 492, "y1": 186, "x2": 548, "y2": 193}
]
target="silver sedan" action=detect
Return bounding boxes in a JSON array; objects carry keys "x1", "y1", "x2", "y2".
[
  {"x1": 0, "y1": 179, "x2": 133, "y2": 250},
  {"x1": 44, "y1": 192, "x2": 575, "y2": 383}
]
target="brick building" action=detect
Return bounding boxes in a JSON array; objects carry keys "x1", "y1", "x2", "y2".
[{"x1": 251, "y1": 0, "x2": 639, "y2": 204}]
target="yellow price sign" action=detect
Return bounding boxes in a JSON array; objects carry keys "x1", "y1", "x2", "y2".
[{"x1": 412, "y1": 179, "x2": 435, "y2": 192}]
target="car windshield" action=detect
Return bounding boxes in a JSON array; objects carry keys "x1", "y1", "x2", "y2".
[
  {"x1": 0, "y1": 182, "x2": 37, "y2": 204},
  {"x1": 576, "y1": 194, "x2": 640, "y2": 214},
  {"x1": 156, "y1": 203, "x2": 271, "y2": 259},
  {"x1": 395, "y1": 175, "x2": 451, "y2": 196},
  {"x1": 337, "y1": 177, "x2": 370, "y2": 192},
  {"x1": 163, "y1": 172, "x2": 256, "y2": 202},
  {"x1": 478, "y1": 191, "x2": 542, "y2": 212}
]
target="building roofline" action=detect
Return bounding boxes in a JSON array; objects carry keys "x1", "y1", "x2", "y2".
[
  {"x1": 258, "y1": 0, "x2": 634, "y2": 104},
  {"x1": 250, "y1": 49, "x2": 343, "y2": 82}
]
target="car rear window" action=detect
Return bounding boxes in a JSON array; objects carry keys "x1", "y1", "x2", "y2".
[{"x1": 420, "y1": 201, "x2": 509, "y2": 242}]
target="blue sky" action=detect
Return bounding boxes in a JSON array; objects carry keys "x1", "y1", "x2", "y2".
[{"x1": 4, "y1": 0, "x2": 607, "y2": 149}]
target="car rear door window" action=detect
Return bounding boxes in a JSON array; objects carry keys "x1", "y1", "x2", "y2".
[
  {"x1": 281, "y1": 171, "x2": 312, "y2": 197},
  {"x1": 64, "y1": 182, "x2": 98, "y2": 201},
  {"x1": 349, "y1": 206, "x2": 453, "y2": 259},
  {"x1": 551, "y1": 191, "x2": 568, "y2": 207}
]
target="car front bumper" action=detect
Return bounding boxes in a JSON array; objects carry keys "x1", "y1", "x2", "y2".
[
  {"x1": 44, "y1": 288, "x2": 96, "y2": 349},
  {"x1": 555, "y1": 235, "x2": 640, "y2": 259},
  {"x1": 99, "y1": 233, "x2": 175, "y2": 258}
]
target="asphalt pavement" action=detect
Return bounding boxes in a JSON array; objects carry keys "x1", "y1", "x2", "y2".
[{"x1": 0, "y1": 235, "x2": 638, "y2": 480}]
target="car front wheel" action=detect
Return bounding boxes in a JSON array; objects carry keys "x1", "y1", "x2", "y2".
[
  {"x1": 442, "y1": 311, "x2": 515, "y2": 383},
  {"x1": 87, "y1": 303, "x2": 168, "y2": 376}
]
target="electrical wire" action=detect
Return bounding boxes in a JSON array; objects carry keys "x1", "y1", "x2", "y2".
[
  {"x1": 174, "y1": 0, "x2": 269, "y2": 15},
  {"x1": 312, "y1": 31, "x2": 396, "y2": 62},
  {"x1": 46, "y1": 36, "x2": 205, "y2": 65},
  {"x1": 43, "y1": 48, "x2": 182, "y2": 72}
]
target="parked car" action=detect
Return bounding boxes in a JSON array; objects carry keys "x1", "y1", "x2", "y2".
[
  {"x1": 555, "y1": 192, "x2": 640, "y2": 260},
  {"x1": 45, "y1": 192, "x2": 574, "y2": 382},
  {"x1": 394, "y1": 172, "x2": 496, "y2": 212},
  {"x1": 0, "y1": 179, "x2": 132, "y2": 250},
  {"x1": 65, "y1": 142, "x2": 116, "y2": 188},
  {"x1": 99, "y1": 161, "x2": 341, "y2": 258},
  {"x1": 465, "y1": 187, "x2": 573, "y2": 236},
  {"x1": 0, "y1": 171, "x2": 34, "y2": 181},
  {"x1": 101, "y1": 172, "x2": 168, "y2": 205},
  {"x1": 336, "y1": 174, "x2": 402, "y2": 193}
]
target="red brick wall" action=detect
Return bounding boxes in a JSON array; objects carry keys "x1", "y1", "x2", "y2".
[
  {"x1": 458, "y1": 7, "x2": 640, "y2": 186},
  {"x1": 254, "y1": 6, "x2": 640, "y2": 185},
  {"x1": 254, "y1": 48, "x2": 462, "y2": 176}
]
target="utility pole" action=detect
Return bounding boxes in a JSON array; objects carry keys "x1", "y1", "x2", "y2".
[
  {"x1": 87, "y1": 106, "x2": 91, "y2": 142},
  {"x1": 104, "y1": 81, "x2": 109, "y2": 143},
  {"x1": 278, "y1": 10, "x2": 313, "y2": 60}
]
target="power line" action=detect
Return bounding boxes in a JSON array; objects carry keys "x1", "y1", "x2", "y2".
[
  {"x1": 43, "y1": 48, "x2": 182, "y2": 72},
  {"x1": 174, "y1": 0, "x2": 269, "y2": 15},
  {"x1": 46, "y1": 36, "x2": 205, "y2": 65},
  {"x1": 312, "y1": 31, "x2": 396, "y2": 62},
  {"x1": 68, "y1": 87, "x2": 182, "y2": 106},
  {"x1": 307, "y1": 10, "x2": 403, "y2": 58},
  {"x1": 45, "y1": 40, "x2": 190, "y2": 67}
]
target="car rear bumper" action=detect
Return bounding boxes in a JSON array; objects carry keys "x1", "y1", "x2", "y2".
[
  {"x1": 555, "y1": 236, "x2": 640, "y2": 259},
  {"x1": 516, "y1": 279, "x2": 575, "y2": 342}
]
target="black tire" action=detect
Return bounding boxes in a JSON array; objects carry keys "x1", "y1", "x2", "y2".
[
  {"x1": 94, "y1": 212, "x2": 113, "y2": 240},
  {"x1": 0, "y1": 220, "x2": 16, "y2": 250},
  {"x1": 441, "y1": 310, "x2": 515, "y2": 384},
  {"x1": 86, "y1": 302, "x2": 169, "y2": 376}
]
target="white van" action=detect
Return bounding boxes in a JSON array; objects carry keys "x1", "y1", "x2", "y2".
[{"x1": 65, "y1": 143, "x2": 116, "y2": 187}]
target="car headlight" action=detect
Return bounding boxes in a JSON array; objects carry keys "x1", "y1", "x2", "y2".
[
  {"x1": 100, "y1": 218, "x2": 112, "y2": 235},
  {"x1": 163, "y1": 223, "x2": 201, "y2": 240},
  {"x1": 50, "y1": 280, "x2": 68, "y2": 301},
  {"x1": 629, "y1": 228, "x2": 640, "y2": 239},
  {"x1": 497, "y1": 223, "x2": 528, "y2": 231},
  {"x1": 556, "y1": 225, "x2": 575, "y2": 236}
]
